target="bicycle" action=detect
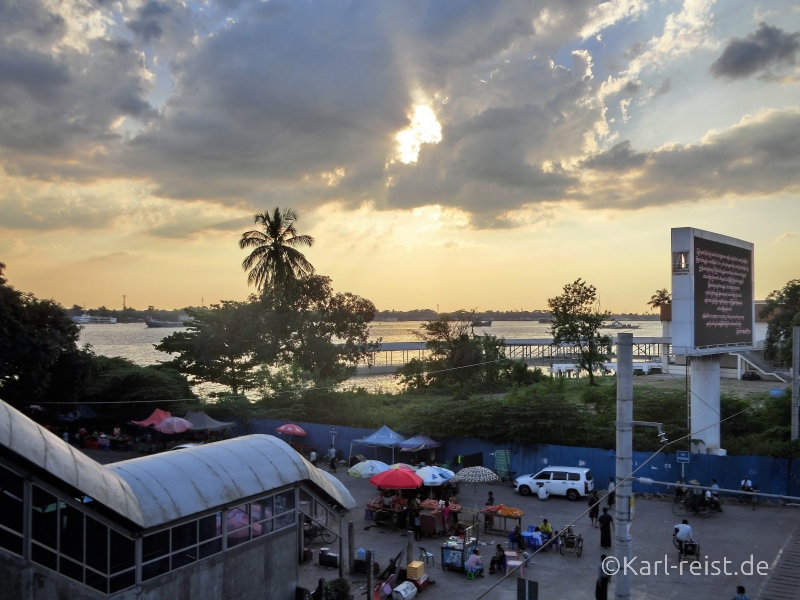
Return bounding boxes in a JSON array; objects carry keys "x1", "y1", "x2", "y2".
[
  {"x1": 671, "y1": 495, "x2": 713, "y2": 518},
  {"x1": 303, "y1": 518, "x2": 336, "y2": 544},
  {"x1": 489, "y1": 471, "x2": 517, "y2": 487}
]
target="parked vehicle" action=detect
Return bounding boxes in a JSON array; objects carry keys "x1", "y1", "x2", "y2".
[{"x1": 514, "y1": 466, "x2": 594, "y2": 500}]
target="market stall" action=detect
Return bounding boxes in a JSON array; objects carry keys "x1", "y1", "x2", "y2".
[
  {"x1": 481, "y1": 504, "x2": 524, "y2": 534},
  {"x1": 440, "y1": 524, "x2": 478, "y2": 572}
]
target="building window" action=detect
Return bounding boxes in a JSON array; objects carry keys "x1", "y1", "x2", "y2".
[{"x1": 0, "y1": 464, "x2": 23, "y2": 555}]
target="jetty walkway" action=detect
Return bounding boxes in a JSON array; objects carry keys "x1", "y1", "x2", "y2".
[{"x1": 356, "y1": 337, "x2": 670, "y2": 375}]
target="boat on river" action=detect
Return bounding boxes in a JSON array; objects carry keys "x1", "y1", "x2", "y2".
[
  {"x1": 146, "y1": 318, "x2": 189, "y2": 328},
  {"x1": 604, "y1": 319, "x2": 640, "y2": 330},
  {"x1": 72, "y1": 313, "x2": 117, "y2": 324}
]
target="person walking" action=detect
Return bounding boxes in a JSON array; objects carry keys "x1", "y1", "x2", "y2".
[
  {"x1": 598, "y1": 508, "x2": 614, "y2": 549},
  {"x1": 595, "y1": 554, "x2": 611, "y2": 600},
  {"x1": 328, "y1": 444, "x2": 337, "y2": 473},
  {"x1": 607, "y1": 477, "x2": 616, "y2": 507},
  {"x1": 485, "y1": 490, "x2": 495, "y2": 529},
  {"x1": 731, "y1": 585, "x2": 750, "y2": 600},
  {"x1": 588, "y1": 490, "x2": 600, "y2": 527}
]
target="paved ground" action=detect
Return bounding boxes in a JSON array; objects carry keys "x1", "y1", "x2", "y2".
[
  {"x1": 82, "y1": 446, "x2": 800, "y2": 599},
  {"x1": 299, "y1": 467, "x2": 800, "y2": 600}
]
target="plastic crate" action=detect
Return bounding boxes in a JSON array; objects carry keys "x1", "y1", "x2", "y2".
[{"x1": 406, "y1": 561, "x2": 424, "y2": 579}]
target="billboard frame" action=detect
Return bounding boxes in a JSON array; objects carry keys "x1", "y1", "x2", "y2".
[{"x1": 671, "y1": 227, "x2": 754, "y2": 356}]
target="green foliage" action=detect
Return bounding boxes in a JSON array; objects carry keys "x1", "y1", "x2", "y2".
[
  {"x1": 548, "y1": 279, "x2": 612, "y2": 386},
  {"x1": 647, "y1": 288, "x2": 671, "y2": 310},
  {"x1": 759, "y1": 279, "x2": 800, "y2": 365},
  {"x1": 156, "y1": 301, "x2": 267, "y2": 395},
  {"x1": 0, "y1": 263, "x2": 93, "y2": 407},
  {"x1": 239, "y1": 207, "x2": 315, "y2": 293},
  {"x1": 82, "y1": 356, "x2": 196, "y2": 422},
  {"x1": 324, "y1": 578, "x2": 351, "y2": 600},
  {"x1": 395, "y1": 312, "x2": 524, "y2": 392}
]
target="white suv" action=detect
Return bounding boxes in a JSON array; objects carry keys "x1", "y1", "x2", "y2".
[{"x1": 514, "y1": 466, "x2": 594, "y2": 501}]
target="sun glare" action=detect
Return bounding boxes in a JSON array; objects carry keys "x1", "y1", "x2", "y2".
[{"x1": 395, "y1": 105, "x2": 442, "y2": 164}]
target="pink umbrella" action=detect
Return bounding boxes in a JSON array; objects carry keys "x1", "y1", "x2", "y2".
[
  {"x1": 153, "y1": 417, "x2": 193, "y2": 434},
  {"x1": 276, "y1": 423, "x2": 307, "y2": 436}
]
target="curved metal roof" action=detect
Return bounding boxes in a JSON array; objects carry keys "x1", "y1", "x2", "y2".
[
  {"x1": 108, "y1": 434, "x2": 356, "y2": 528},
  {"x1": 0, "y1": 401, "x2": 144, "y2": 526},
  {"x1": 1, "y1": 402, "x2": 355, "y2": 530}
]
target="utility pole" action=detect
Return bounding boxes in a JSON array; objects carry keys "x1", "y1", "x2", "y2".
[
  {"x1": 792, "y1": 326, "x2": 799, "y2": 440},
  {"x1": 122, "y1": 295, "x2": 127, "y2": 310},
  {"x1": 614, "y1": 332, "x2": 633, "y2": 600}
]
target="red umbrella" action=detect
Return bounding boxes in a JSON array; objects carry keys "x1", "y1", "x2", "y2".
[
  {"x1": 276, "y1": 423, "x2": 307, "y2": 436},
  {"x1": 369, "y1": 469, "x2": 424, "y2": 490}
]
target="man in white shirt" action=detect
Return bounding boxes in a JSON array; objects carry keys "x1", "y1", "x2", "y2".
[
  {"x1": 740, "y1": 476, "x2": 753, "y2": 491},
  {"x1": 673, "y1": 520, "x2": 693, "y2": 556},
  {"x1": 309, "y1": 450, "x2": 317, "y2": 466}
]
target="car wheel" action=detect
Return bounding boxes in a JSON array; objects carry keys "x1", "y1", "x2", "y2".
[
  {"x1": 519, "y1": 485, "x2": 532, "y2": 496},
  {"x1": 566, "y1": 489, "x2": 580, "y2": 501}
]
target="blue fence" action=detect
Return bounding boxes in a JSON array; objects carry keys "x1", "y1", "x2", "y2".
[{"x1": 246, "y1": 419, "x2": 800, "y2": 499}]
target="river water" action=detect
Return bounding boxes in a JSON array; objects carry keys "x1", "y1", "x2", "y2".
[{"x1": 78, "y1": 320, "x2": 663, "y2": 367}]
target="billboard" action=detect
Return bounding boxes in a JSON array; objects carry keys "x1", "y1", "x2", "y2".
[{"x1": 671, "y1": 228, "x2": 754, "y2": 355}]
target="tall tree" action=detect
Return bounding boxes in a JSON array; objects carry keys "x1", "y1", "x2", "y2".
[
  {"x1": 156, "y1": 301, "x2": 268, "y2": 396},
  {"x1": 239, "y1": 207, "x2": 315, "y2": 294},
  {"x1": 647, "y1": 288, "x2": 671, "y2": 310},
  {"x1": 548, "y1": 279, "x2": 612, "y2": 386},
  {"x1": 759, "y1": 279, "x2": 800, "y2": 365},
  {"x1": 0, "y1": 263, "x2": 91, "y2": 407}
]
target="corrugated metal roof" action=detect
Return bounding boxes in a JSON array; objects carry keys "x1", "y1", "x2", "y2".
[
  {"x1": 108, "y1": 434, "x2": 356, "y2": 528},
  {"x1": 0, "y1": 401, "x2": 144, "y2": 526},
  {"x1": 0, "y1": 402, "x2": 355, "y2": 530}
]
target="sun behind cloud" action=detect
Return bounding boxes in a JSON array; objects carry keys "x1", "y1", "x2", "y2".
[{"x1": 394, "y1": 105, "x2": 443, "y2": 164}]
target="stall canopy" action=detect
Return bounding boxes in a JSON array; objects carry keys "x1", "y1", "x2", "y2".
[
  {"x1": 130, "y1": 409, "x2": 171, "y2": 427},
  {"x1": 183, "y1": 411, "x2": 236, "y2": 431},
  {"x1": 350, "y1": 425, "x2": 406, "y2": 463},
  {"x1": 398, "y1": 433, "x2": 441, "y2": 452}
]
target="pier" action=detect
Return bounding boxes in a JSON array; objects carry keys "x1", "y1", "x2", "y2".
[{"x1": 355, "y1": 337, "x2": 671, "y2": 375}]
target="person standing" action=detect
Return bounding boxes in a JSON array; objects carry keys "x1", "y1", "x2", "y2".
[
  {"x1": 309, "y1": 449, "x2": 317, "y2": 466},
  {"x1": 588, "y1": 490, "x2": 600, "y2": 527},
  {"x1": 595, "y1": 554, "x2": 611, "y2": 600},
  {"x1": 328, "y1": 444, "x2": 337, "y2": 472},
  {"x1": 607, "y1": 477, "x2": 616, "y2": 507},
  {"x1": 485, "y1": 490, "x2": 495, "y2": 529},
  {"x1": 731, "y1": 585, "x2": 750, "y2": 600},
  {"x1": 598, "y1": 508, "x2": 614, "y2": 549}
]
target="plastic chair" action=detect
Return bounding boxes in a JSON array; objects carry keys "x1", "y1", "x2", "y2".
[
  {"x1": 527, "y1": 525, "x2": 536, "y2": 532},
  {"x1": 507, "y1": 533, "x2": 516, "y2": 549},
  {"x1": 465, "y1": 567, "x2": 478, "y2": 580},
  {"x1": 419, "y1": 546, "x2": 434, "y2": 566}
]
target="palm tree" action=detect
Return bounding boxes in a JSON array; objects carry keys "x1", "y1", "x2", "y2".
[
  {"x1": 647, "y1": 288, "x2": 671, "y2": 310},
  {"x1": 239, "y1": 208, "x2": 315, "y2": 292}
]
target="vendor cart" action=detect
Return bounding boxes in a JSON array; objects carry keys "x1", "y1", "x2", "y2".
[{"x1": 440, "y1": 524, "x2": 478, "y2": 572}]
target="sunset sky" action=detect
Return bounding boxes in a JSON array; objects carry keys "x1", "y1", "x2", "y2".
[{"x1": 1, "y1": 0, "x2": 798, "y2": 313}]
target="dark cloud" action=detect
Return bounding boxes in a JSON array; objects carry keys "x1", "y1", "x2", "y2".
[
  {"x1": 580, "y1": 141, "x2": 646, "y2": 172},
  {"x1": 128, "y1": 2, "x2": 172, "y2": 42},
  {"x1": 711, "y1": 23, "x2": 800, "y2": 80},
  {"x1": 581, "y1": 108, "x2": 800, "y2": 209}
]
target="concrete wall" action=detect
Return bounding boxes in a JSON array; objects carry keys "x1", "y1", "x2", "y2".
[{"x1": 0, "y1": 525, "x2": 298, "y2": 600}]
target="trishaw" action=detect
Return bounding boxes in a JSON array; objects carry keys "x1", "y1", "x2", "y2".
[{"x1": 558, "y1": 524, "x2": 583, "y2": 556}]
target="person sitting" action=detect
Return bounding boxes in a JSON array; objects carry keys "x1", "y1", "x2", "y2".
[
  {"x1": 539, "y1": 518, "x2": 553, "y2": 549},
  {"x1": 454, "y1": 522, "x2": 466, "y2": 538},
  {"x1": 528, "y1": 527, "x2": 544, "y2": 549},
  {"x1": 709, "y1": 479, "x2": 723, "y2": 512},
  {"x1": 740, "y1": 476, "x2": 753, "y2": 492},
  {"x1": 488, "y1": 544, "x2": 505, "y2": 574},
  {"x1": 673, "y1": 519, "x2": 693, "y2": 556},
  {"x1": 464, "y1": 548, "x2": 484, "y2": 577},
  {"x1": 674, "y1": 477, "x2": 687, "y2": 501},
  {"x1": 382, "y1": 491, "x2": 393, "y2": 508}
]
